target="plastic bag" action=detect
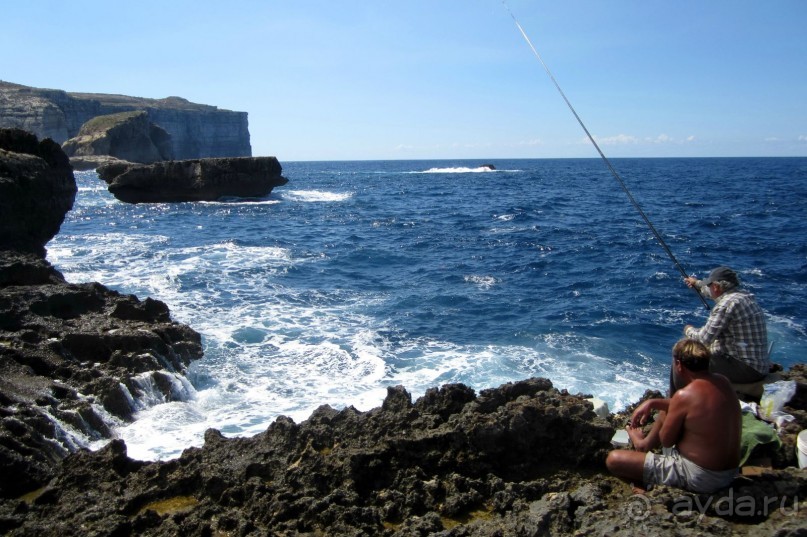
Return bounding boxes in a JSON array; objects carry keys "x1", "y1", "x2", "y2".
[{"x1": 760, "y1": 380, "x2": 797, "y2": 421}]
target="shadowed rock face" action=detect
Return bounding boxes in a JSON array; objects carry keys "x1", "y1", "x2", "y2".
[
  {"x1": 0, "y1": 128, "x2": 76, "y2": 257},
  {"x1": 0, "y1": 129, "x2": 204, "y2": 498},
  {"x1": 62, "y1": 110, "x2": 174, "y2": 166},
  {"x1": 97, "y1": 157, "x2": 288, "y2": 203}
]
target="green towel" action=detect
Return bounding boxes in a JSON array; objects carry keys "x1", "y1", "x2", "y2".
[{"x1": 739, "y1": 411, "x2": 781, "y2": 466}]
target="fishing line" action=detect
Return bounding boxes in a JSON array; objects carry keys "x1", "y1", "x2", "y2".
[{"x1": 502, "y1": 1, "x2": 709, "y2": 310}]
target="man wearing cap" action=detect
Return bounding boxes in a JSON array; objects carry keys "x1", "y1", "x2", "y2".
[{"x1": 672, "y1": 266, "x2": 769, "y2": 394}]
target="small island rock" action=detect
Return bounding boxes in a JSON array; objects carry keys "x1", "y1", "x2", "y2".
[{"x1": 97, "y1": 156, "x2": 289, "y2": 203}]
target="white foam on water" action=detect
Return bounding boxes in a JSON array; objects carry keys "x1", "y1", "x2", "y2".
[
  {"x1": 377, "y1": 334, "x2": 662, "y2": 417},
  {"x1": 280, "y1": 190, "x2": 353, "y2": 202},
  {"x1": 54, "y1": 271, "x2": 660, "y2": 462},
  {"x1": 46, "y1": 172, "x2": 671, "y2": 461},
  {"x1": 421, "y1": 166, "x2": 496, "y2": 174},
  {"x1": 200, "y1": 199, "x2": 281, "y2": 205},
  {"x1": 464, "y1": 274, "x2": 499, "y2": 289}
]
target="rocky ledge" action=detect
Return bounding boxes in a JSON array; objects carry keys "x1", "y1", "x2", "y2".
[
  {"x1": 1, "y1": 377, "x2": 806, "y2": 536},
  {"x1": 0, "y1": 129, "x2": 203, "y2": 499},
  {"x1": 98, "y1": 157, "x2": 288, "y2": 203}
]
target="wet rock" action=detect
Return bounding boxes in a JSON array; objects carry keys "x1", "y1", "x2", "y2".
[
  {"x1": 1, "y1": 374, "x2": 807, "y2": 535},
  {"x1": 0, "y1": 131, "x2": 204, "y2": 497}
]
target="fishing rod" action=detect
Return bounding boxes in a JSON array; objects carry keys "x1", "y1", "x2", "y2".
[{"x1": 502, "y1": 1, "x2": 710, "y2": 310}]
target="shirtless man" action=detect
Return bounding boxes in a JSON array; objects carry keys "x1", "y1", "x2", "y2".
[{"x1": 606, "y1": 339, "x2": 741, "y2": 494}]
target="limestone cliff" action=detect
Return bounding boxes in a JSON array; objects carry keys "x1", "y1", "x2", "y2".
[
  {"x1": 0, "y1": 80, "x2": 251, "y2": 160},
  {"x1": 62, "y1": 110, "x2": 174, "y2": 165}
]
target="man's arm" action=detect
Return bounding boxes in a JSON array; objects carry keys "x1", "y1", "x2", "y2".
[
  {"x1": 658, "y1": 392, "x2": 688, "y2": 448},
  {"x1": 630, "y1": 398, "x2": 670, "y2": 428},
  {"x1": 686, "y1": 300, "x2": 731, "y2": 346}
]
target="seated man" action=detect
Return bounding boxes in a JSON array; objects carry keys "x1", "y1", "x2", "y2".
[
  {"x1": 606, "y1": 339, "x2": 741, "y2": 494},
  {"x1": 674, "y1": 266, "x2": 769, "y2": 395}
]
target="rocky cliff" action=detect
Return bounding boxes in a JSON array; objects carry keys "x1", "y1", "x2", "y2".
[
  {"x1": 0, "y1": 129, "x2": 204, "y2": 498},
  {"x1": 62, "y1": 110, "x2": 174, "y2": 166},
  {"x1": 0, "y1": 81, "x2": 251, "y2": 160}
]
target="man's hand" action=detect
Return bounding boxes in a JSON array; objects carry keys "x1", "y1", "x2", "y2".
[
  {"x1": 683, "y1": 324, "x2": 694, "y2": 336},
  {"x1": 630, "y1": 400, "x2": 654, "y2": 428},
  {"x1": 684, "y1": 276, "x2": 698, "y2": 288}
]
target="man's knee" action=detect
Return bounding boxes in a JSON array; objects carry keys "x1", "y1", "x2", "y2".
[
  {"x1": 606, "y1": 449, "x2": 645, "y2": 482},
  {"x1": 606, "y1": 450, "x2": 624, "y2": 474}
]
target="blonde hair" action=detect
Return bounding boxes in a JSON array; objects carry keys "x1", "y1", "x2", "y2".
[{"x1": 673, "y1": 339, "x2": 711, "y2": 372}]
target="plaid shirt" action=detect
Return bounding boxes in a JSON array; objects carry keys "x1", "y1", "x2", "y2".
[{"x1": 685, "y1": 287, "x2": 769, "y2": 374}]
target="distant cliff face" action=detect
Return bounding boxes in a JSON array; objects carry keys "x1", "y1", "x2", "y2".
[
  {"x1": 62, "y1": 110, "x2": 174, "y2": 165},
  {"x1": 0, "y1": 81, "x2": 251, "y2": 160}
]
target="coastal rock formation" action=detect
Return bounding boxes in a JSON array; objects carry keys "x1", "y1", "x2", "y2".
[
  {"x1": 0, "y1": 130, "x2": 204, "y2": 498},
  {"x1": 0, "y1": 81, "x2": 251, "y2": 161},
  {"x1": 62, "y1": 110, "x2": 173, "y2": 168},
  {"x1": 97, "y1": 157, "x2": 288, "y2": 203},
  {"x1": 0, "y1": 128, "x2": 76, "y2": 257},
  {"x1": 1, "y1": 379, "x2": 806, "y2": 536},
  {"x1": 1, "y1": 129, "x2": 806, "y2": 536}
]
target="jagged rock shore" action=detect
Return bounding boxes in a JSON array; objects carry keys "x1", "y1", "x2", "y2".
[
  {"x1": 0, "y1": 128, "x2": 203, "y2": 497},
  {"x1": 1, "y1": 379, "x2": 806, "y2": 537},
  {"x1": 1, "y1": 129, "x2": 806, "y2": 535}
]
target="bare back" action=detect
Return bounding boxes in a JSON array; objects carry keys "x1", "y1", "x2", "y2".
[{"x1": 664, "y1": 373, "x2": 741, "y2": 471}]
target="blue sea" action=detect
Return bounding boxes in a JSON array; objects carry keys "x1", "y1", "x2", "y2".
[{"x1": 47, "y1": 157, "x2": 807, "y2": 460}]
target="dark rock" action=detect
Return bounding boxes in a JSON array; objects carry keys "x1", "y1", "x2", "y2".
[
  {"x1": 1, "y1": 377, "x2": 805, "y2": 535},
  {"x1": 0, "y1": 128, "x2": 76, "y2": 257},
  {"x1": 0, "y1": 133, "x2": 204, "y2": 498},
  {"x1": 62, "y1": 110, "x2": 174, "y2": 165},
  {"x1": 0, "y1": 253, "x2": 203, "y2": 495},
  {"x1": 98, "y1": 157, "x2": 288, "y2": 203}
]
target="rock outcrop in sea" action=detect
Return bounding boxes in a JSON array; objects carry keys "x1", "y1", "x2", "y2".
[
  {"x1": 0, "y1": 80, "x2": 251, "y2": 161},
  {"x1": 97, "y1": 157, "x2": 288, "y2": 203},
  {"x1": 1, "y1": 128, "x2": 806, "y2": 536}
]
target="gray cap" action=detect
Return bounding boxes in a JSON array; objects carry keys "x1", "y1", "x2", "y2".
[{"x1": 703, "y1": 266, "x2": 739, "y2": 286}]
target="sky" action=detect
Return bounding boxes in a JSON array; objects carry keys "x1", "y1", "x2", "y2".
[{"x1": 2, "y1": 1, "x2": 806, "y2": 161}]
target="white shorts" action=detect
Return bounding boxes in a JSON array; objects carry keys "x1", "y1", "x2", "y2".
[{"x1": 643, "y1": 447, "x2": 738, "y2": 494}]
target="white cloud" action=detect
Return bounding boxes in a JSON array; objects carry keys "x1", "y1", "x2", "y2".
[
  {"x1": 799, "y1": 135, "x2": 807, "y2": 142},
  {"x1": 592, "y1": 133, "x2": 697, "y2": 145},
  {"x1": 594, "y1": 134, "x2": 639, "y2": 145}
]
